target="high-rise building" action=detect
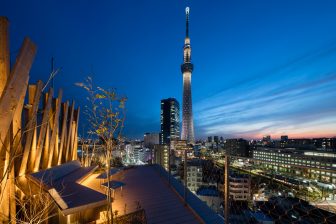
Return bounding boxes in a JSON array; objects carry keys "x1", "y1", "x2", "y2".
[
  {"x1": 214, "y1": 136, "x2": 219, "y2": 144},
  {"x1": 181, "y1": 7, "x2": 195, "y2": 144},
  {"x1": 160, "y1": 98, "x2": 180, "y2": 145},
  {"x1": 207, "y1": 136, "x2": 213, "y2": 143},
  {"x1": 144, "y1": 132, "x2": 159, "y2": 148}
]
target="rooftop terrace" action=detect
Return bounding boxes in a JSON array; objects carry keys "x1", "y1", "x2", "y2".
[{"x1": 82, "y1": 164, "x2": 223, "y2": 224}]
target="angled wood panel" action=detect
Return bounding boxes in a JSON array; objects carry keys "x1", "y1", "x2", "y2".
[
  {"x1": 19, "y1": 81, "x2": 43, "y2": 175},
  {"x1": 33, "y1": 88, "x2": 53, "y2": 172},
  {"x1": 0, "y1": 37, "x2": 36, "y2": 149},
  {"x1": 57, "y1": 101, "x2": 69, "y2": 165},
  {"x1": 71, "y1": 107, "x2": 80, "y2": 160},
  {"x1": 47, "y1": 89, "x2": 62, "y2": 168},
  {"x1": 65, "y1": 101, "x2": 75, "y2": 162}
]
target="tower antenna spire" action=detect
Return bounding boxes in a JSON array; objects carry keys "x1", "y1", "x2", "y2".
[{"x1": 185, "y1": 7, "x2": 190, "y2": 38}]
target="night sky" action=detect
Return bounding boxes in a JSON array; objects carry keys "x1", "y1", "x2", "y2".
[{"x1": 2, "y1": 0, "x2": 336, "y2": 139}]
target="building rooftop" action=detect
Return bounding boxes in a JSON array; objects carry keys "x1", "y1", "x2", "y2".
[
  {"x1": 256, "y1": 147, "x2": 336, "y2": 157},
  {"x1": 28, "y1": 160, "x2": 107, "y2": 215},
  {"x1": 196, "y1": 186, "x2": 219, "y2": 197},
  {"x1": 187, "y1": 158, "x2": 205, "y2": 167},
  {"x1": 27, "y1": 161, "x2": 223, "y2": 223},
  {"x1": 82, "y1": 165, "x2": 223, "y2": 224},
  {"x1": 248, "y1": 211, "x2": 273, "y2": 222},
  {"x1": 256, "y1": 196, "x2": 336, "y2": 223}
]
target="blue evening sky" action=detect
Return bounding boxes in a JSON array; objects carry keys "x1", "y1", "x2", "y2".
[{"x1": 2, "y1": 0, "x2": 336, "y2": 139}]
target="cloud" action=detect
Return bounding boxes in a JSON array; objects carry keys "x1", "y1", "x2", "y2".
[{"x1": 194, "y1": 45, "x2": 336, "y2": 139}]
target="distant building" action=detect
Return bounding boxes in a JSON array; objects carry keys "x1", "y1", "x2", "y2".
[
  {"x1": 171, "y1": 139, "x2": 188, "y2": 150},
  {"x1": 214, "y1": 136, "x2": 219, "y2": 144},
  {"x1": 196, "y1": 186, "x2": 221, "y2": 213},
  {"x1": 253, "y1": 147, "x2": 336, "y2": 184},
  {"x1": 124, "y1": 143, "x2": 152, "y2": 165},
  {"x1": 218, "y1": 171, "x2": 251, "y2": 201},
  {"x1": 171, "y1": 139, "x2": 193, "y2": 157},
  {"x1": 138, "y1": 148, "x2": 152, "y2": 163},
  {"x1": 263, "y1": 135, "x2": 271, "y2": 141},
  {"x1": 224, "y1": 138, "x2": 250, "y2": 157},
  {"x1": 280, "y1": 135, "x2": 288, "y2": 142},
  {"x1": 313, "y1": 138, "x2": 336, "y2": 151},
  {"x1": 160, "y1": 98, "x2": 180, "y2": 145},
  {"x1": 276, "y1": 137, "x2": 336, "y2": 151},
  {"x1": 186, "y1": 159, "x2": 204, "y2": 192},
  {"x1": 256, "y1": 197, "x2": 336, "y2": 223},
  {"x1": 208, "y1": 136, "x2": 213, "y2": 142},
  {"x1": 220, "y1": 137, "x2": 224, "y2": 143},
  {"x1": 206, "y1": 136, "x2": 221, "y2": 152},
  {"x1": 262, "y1": 135, "x2": 271, "y2": 146},
  {"x1": 229, "y1": 173, "x2": 251, "y2": 201},
  {"x1": 144, "y1": 133, "x2": 159, "y2": 148},
  {"x1": 154, "y1": 144, "x2": 169, "y2": 171},
  {"x1": 285, "y1": 138, "x2": 313, "y2": 149}
]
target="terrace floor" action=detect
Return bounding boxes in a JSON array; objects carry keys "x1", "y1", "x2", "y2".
[{"x1": 81, "y1": 165, "x2": 202, "y2": 224}]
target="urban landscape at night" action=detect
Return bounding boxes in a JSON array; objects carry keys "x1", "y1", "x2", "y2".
[{"x1": 1, "y1": 1, "x2": 336, "y2": 223}]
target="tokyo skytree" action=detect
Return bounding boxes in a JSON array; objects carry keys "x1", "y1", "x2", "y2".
[{"x1": 181, "y1": 7, "x2": 195, "y2": 144}]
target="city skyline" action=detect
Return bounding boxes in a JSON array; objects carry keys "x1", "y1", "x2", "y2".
[{"x1": 1, "y1": 1, "x2": 336, "y2": 139}]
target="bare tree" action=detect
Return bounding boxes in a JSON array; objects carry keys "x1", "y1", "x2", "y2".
[
  {"x1": 76, "y1": 77, "x2": 126, "y2": 224},
  {"x1": 14, "y1": 180, "x2": 57, "y2": 224}
]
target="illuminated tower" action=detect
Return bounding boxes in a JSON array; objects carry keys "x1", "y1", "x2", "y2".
[{"x1": 181, "y1": 7, "x2": 195, "y2": 144}]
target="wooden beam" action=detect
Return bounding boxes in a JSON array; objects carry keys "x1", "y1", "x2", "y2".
[
  {"x1": 41, "y1": 126, "x2": 50, "y2": 169},
  {"x1": 0, "y1": 16, "x2": 9, "y2": 97},
  {"x1": 0, "y1": 17, "x2": 10, "y2": 222},
  {"x1": 65, "y1": 101, "x2": 75, "y2": 162},
  {"x1": 33, "y1": 88, "x2": 53, "y2": 172},
  {"x1": 71, "y1": 107, "x2": 80, "y2": 160},
  {"x1": 19, "y1": 81, "x2": 43, "y2": 175},
  {"x1": 0, "y1": 37, "x2": 35, "y2": 223},
  {"x1": 27, "y1": 127, "x2": 37, "y2": 172},
  {"x1": 57, "y1": 102, "x2": 69, "y2": 165},
  {"x1": 0, "y1": 37, "x2": 36, "y2": 154},
  {"x1": 47, "y1": 89, "x2": 62, "y2": 168}
]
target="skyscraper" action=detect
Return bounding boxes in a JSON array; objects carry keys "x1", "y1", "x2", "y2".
[
  {"x1": 181, "y1": 7, "x2": 195, "y2": 144},
  {"x1": 160, "y1": 98, "x2": 180, "y2": 145}
]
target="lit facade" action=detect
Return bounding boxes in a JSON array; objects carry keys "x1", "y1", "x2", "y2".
[
  {"x1": 154, "y1": 144, "x2": 169, "y2": 171},
  {"x1": 218, "y1": 172, "x2": 251, "y2": 201},
  {"x1": 144, "y1": 132, "x2": 159, "y2": 148},
  {"x1": 160, "y1": 98, "x2": 180, "y2": 145},
  {"x1": 229, "y1": 175, "x2": 251, "y2": 201},
  {"x1": 187, "y1": 160, "x2": 203, "y2": 192},
  {"x1": 181, "y1": 7, "x2": 195, "y2": 144},
  {"x1": 253, "y1": 148, "x2": 336, "y2": 184}
]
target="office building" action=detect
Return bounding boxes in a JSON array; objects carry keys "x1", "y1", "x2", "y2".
[{"x1": 160, "y1": 98, "x2": 180, "y2": 145}]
